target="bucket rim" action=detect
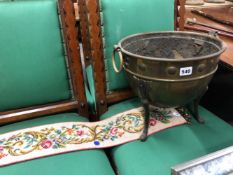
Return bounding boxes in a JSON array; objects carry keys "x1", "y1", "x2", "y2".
[{"x1": 118, "y1": 31, "x2": 227, "y2": 62}]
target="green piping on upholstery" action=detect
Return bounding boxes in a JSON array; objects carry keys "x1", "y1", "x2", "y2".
[
  {"x1": 85, "y1": 83, "x2": 95, "y2": 113},
  {"x1": 86, "y1": 65, "x2": 97, "y2": 112}
]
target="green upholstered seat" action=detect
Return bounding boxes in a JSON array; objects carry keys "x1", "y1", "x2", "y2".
[
  {"x1": 100, "y1": 98, "x2": 233, "y2": 175},
  {"x1": 86, "y1": 65, "x2": 97, "y2": 112},
  {"x1": 0, "y1": 0, "x2": 71, "y2": 111},
  {"x1": 85, "y1": 83, "x2": 95, "y2": 112},
  {"x1": 0, "y1": 113, "x2": 115, "y2": 175}
]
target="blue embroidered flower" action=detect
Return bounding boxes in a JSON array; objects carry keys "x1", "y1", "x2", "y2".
[{"x1": 94, "y1": 141, "x2": 100, "y2": 146}]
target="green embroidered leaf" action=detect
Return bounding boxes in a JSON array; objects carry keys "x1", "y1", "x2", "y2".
[
  {"x1": 55, "y1": 130, "x2": 61, "y2": 134},
  {"x1": 52, "y1": 145, "x2": 59, "y2": 149}
]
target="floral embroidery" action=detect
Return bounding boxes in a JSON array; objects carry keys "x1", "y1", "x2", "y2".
[
  {"x1": 94, "y1": 141, "x2": 100, "y2": 146},
  {"x1": 149, "y1": 118, "x2": 157, "y2": 126},
  {"x1": 0, "y1": 107, "x2": 187, "y2": 166},
  {"x1": 41, "y1": 140, "x2": 53, "y2": 149},
  {"x1": 176, "y1": 107, "x2": 192, "y2": 123},
  {"x1": 110, "y1": 127, "x2": 118, "y2": 135},
  {"x1": 0, "y1": 152, "x2": 7, "y2": 159},
  {"x1": 76, "y1": 130, "x2": 84, "y2": 136}
]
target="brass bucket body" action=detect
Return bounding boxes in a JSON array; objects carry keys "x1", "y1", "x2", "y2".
[
  {"x1": 114, "y1": 31, "x2": 226, "y2": 108},
  {"x1": 112, "y1": 31, "x2": 226, "y2": 141}
]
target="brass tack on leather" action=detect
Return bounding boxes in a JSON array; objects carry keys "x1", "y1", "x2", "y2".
[
  {"x1": 80, "y1": 103, "x2": 85, "y2": 108},
  {"x1": 65, "y1": 22, "x2": 69, "y2": 27},
  {"x1": 100, "y1": 100, "x2": 105, "y2": 105},
  {"x1": 69, "y1": 47, "x2": 73, "y2": 52},
  {"x1": 63, "y1": 9, "x2": 67, "y2": 15},
  {"x1": 167, "y1": 66, "x2": 177, "y2": 75}
]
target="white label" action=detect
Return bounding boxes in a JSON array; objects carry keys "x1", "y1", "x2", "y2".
[{"x1": 180, "y1": 67, "x2": 193, "y2": 76}]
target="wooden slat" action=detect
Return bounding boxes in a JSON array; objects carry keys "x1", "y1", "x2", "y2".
[
  {"x1": 185, "y1": 6, "x2": 233, "y2": 67},
  {"x1": 78, "y1": 0, "x2": 92, "y2": 66},
  {"x1": 175, "y1": 0, "x2": 186, "y2": 30},
  {"x1": 107, "y1": 90, "x2": 135, "y2": 105},
  {"x1": 84, "y1": 0, "x2": 108, "y2": 116},
  {"x1": 0, "y1": 101, "x2": 78, "y2": 125},
  {"x1": 58, "y1": 0, "x2": 89, "y2": 116}
]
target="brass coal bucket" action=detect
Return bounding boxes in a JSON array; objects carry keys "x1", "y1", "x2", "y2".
[{"x1": 112, "y1": 31, "x2": 226, "y2": 141}]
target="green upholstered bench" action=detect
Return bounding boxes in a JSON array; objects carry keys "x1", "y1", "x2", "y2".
[
  {"x1": 100, "y1": 98, "x2": 233, "y2": 175},
  {"x1": 79, "y1": 0, "x2": 233, "y2": 174},
  {"x1": 0, "y1": 0, "x2": 114, "y2": 174}
]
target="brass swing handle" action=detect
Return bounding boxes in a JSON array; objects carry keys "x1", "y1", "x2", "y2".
[{"x1": 112, "y1": 46, "x2": 123, "y2": 73}]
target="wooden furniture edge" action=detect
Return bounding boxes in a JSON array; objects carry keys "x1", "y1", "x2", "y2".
[
  {"x1": 0, "y1": 101, "x2": 78, "y2": 125},
  {"x1": 58, "y1": 0, "x2": 89, "y2": 116},
  {"x1": 82, "y1": 0, "x2": 108, "y2": 116}
]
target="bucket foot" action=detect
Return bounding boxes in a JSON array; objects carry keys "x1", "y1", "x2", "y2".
[
  {"x1": 193, "y1": 99, "x2": 205, "y2": 123},
  {"x1": 187, "y1": 86, "x2": 208, "y2": 124},
  {"x1": 138, "y1": 80, "x2": 150, "y2": 142},
  {"x1": 139, "y1": 99, "x2": 150, "y2": 142}
]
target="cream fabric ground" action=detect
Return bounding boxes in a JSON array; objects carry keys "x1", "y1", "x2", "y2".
[{"x1": 0, "y1": 107, "x2": 187, "y2": 167}]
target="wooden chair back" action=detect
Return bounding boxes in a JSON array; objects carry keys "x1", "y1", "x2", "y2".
[{"x1": 0, "y1": 0, "x2": 88, "y2": 125}]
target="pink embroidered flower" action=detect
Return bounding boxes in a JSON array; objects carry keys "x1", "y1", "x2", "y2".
[
  {"x1": 0, "y1": 146, "x2": 4, "y2": 151},
  {"x1": 110, "y1": 127, "x2": 118, "y2": 135},
  {"x1": 76, "y1": 130, "x2": 84, "y2": 136},
  {"x1": 118, "y1": 131, "x2": 124, "y2": 137},
  {"x1": 149, "y1": 118, "x2": 157, "y2": 126},
  {"x1": 66, "y1": 129, "x2": 74, "y2": 135},
  {"x1": 41, "y1": 140, "x2": 53, "y2": 149}
]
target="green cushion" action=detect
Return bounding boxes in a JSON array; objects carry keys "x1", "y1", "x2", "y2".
[
  {"x1": 100, "y1": 98, "x2": 233, "y2": 175},
  {"x1": 0, "y1": 0, "x2": 71, "y2": 111},
  {"x1": 0, "y1": 113, "x2": 115, "y2": 175},
  {"x1": 86, "y1": 65, "x2": 96, "y2": 112},
  {"x1": 85, "y1": 84, "x2": 95, "y2": 113},
  {"x1": 100, "y1": 0, "x2": 175, "y2": 91}
]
